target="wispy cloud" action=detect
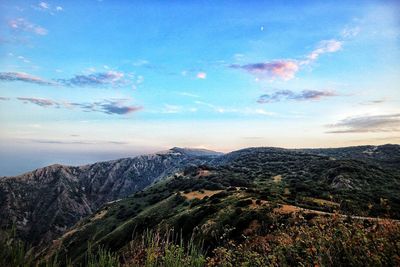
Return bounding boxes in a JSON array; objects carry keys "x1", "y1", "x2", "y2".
[
  {"x1": 57, "y1": 71, "x2": 126, "y2": 87},
  {"x1": 195, "y1": 101, "x2": 275, "y2": 116},
  {"x1": 8, "y1": 18, "x2": 48, "y2": 35},
  {"x1": 131, "y1": 59, "x2": 149, "y2": 67},
  {"x1": 0, "y1": 97, "x2": 10, "y2": 101},
  {"x1": 0, "y1": 72, "x2": 55, "y2": 85},
  {"x1": 69, "y1": 99, "x2": 142, "y2": 115},
  {"x1": 33, "y1": 2, "x2": 63, "y2": 14},
  {"x1": 359, "y1": 99, "x2": 387, "y2": 105},
  {"x1": 230, "y1": 60, "x2": 299, "y2": 80},
  {"x1": 176, "y1": 92, "x2": 200, "y2": 98},
  {"x1": 97, "y1": 100, "x2": 143, "y2": 115},
  {"x1": 28, "y1": 139, "x2": 128, "y2": 145},
  {"x1": 38, "y1": 2, "x2": 49, "y2": 9},
  {"x1": 257, "y1": 89, "x2": 337, "y2": 103},
  {"x1": 0, "y1": 70, "x2": 142, "y2": 89},
  {"x1": 326, "y1": 113, "x2": 400, "y2": 133},
  {"x1": 245, "y1": 108, "x2": 276, "y2": 116},
  {"x1": 341, "y1": 26, "x2": 360, "y2": 38},
  {"x1": 230, "y1": 38, "x2": 343, "y2": 80},
  {"x1": 162, "y1": 104, "x2": 183, "y2": 114},
  {"x1": 304, "y1": 39, "x2": 342, "y2": 63},
  {"x1": 16, "y1": 55, "x2": 30, "y2": 63},
  {"x1": 12, "y1": 97, "x2": 142, "y2": 115},
  {"x1": 17, "y1": 97, "x2": 60, "y2": 107}
]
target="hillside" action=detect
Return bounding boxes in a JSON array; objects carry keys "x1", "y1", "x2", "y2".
[
  {"x1": 0, "y1": 148, "x2": 221, "y2": 246},
  {"x1": 40, "y1": 145, "x2": 400, "y2": 266},
  {"x1": 299, "y1": 144, "x2": 400, "y2": 170}
]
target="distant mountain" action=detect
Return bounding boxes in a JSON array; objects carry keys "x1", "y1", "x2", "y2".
[
  {"x1": 0, "y1": 147, "x2": 221, "y2": 245},
  {"x1": 43, "y1": 144, "x2": 400, "y2": 265},
  {"x1": 299, "y1": 144, "x2": 400, "y2": 170}
]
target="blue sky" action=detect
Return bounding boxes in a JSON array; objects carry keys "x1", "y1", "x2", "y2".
[{"x1": 0, "y1": 0, "x2": 399, "y2": 175}]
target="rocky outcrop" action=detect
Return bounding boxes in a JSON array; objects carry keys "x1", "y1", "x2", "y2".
[{"x1": 0, "y1": 148, "x2": 222, "y2": 245}]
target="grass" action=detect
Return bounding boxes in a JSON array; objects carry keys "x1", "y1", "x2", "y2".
[
  {"x1": 86, "y1": 244, "x2": 120, "y2": 267},
  {"x1": 0, "y1": 227, "x2": 117, "y2": 267},
  {"x1": 2, "y1": 214, "x2": 400, "y2": 267},
  {"x1": 121, "y1": 229, "x2": 206, "y2": 267},
  {"x1": 207, "y1": 215, "x2": 400, "y2": 267},
  {"x1": 0, "y1": 226, "x2": 35, "y2": 267}
]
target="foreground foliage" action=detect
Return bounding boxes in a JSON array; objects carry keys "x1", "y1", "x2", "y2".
[
  {"x1": 207, "y1": 216, "x2": 400, "y2": 267},
  {"x1": 121, "y1": 230, "x2": 205, "y2": 267},
  {"x1": 2, "y1": 214, "x2": 400, "y2": 267}
]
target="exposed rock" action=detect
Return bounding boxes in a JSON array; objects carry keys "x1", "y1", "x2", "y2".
[
  {"x1": 0, "y1": 148, "x2": 221, "y2": 245},
  {"x1": 331, "y1": 175, "x2": 354, "y2": 190}
]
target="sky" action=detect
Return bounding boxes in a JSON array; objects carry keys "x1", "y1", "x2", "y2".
[{"x1": 0, "y1": 0, "x2": 400, "y2": 176}]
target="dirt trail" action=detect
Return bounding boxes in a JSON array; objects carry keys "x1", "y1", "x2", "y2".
[
  {"x1": 273, "y1": 204, "x2": 400, "y2": 223},
  {"x1": 181, "y1": 190, "x2": 222, "y2": 200}
]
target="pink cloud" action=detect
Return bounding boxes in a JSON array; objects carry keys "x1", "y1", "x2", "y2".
[
  {"x1": 0, "y1": 72, "x2": 55, "y2": 85},
  {"x1": 8, "y1": 18, "x2": 48, "y2": 36},
  {"x1": 231, "y1": 60, "x2": 299, "y2": 80},
  {"x1": 17, "y1": 97, "x2": 59, "y2": 107},
  {"x1": 197, "y1": 72, "x2": 207, "y2": 79},
  {"x1": 231, "y1": 38, "x2": 343, "y2": 80}
]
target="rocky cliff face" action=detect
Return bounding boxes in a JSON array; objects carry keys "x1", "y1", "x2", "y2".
[{"x1": 0, "y1": 148, "x2": 222, "y2": 245}]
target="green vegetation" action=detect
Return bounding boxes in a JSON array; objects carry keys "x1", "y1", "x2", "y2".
[
  {"x1": 121, "y1": 229, "x2": 205, "y2": 267},
  {"x1": 2, "y1": 146, "x2": 400, "y2": 266},
  {"x1": 2, "y1": 215, "x2": 400, "y2": 267},
  {"x1": 207, "y1": 215, "x2": 400, "y2": 267},
  {"x1": 0, "y1": 226, "x2": 35, "y2": 267}
]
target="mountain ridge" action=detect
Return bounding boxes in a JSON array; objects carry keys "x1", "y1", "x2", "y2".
[
  {"x1": 0, "y1": 147, "x2": 221, "y2": 245},
  {"x1": 40, "y1": 144, "x2": 400, "y2": 265},
  {"x1": 1, "y1": 144, "x2": 399, "y2": 247}
]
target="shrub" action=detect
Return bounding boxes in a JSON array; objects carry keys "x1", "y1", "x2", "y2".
[{"x1": 235, "y1": 199, "x2": 253, "y2": 207}]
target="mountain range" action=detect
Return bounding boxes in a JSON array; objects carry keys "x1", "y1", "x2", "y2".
[{"x1": 1, "y1": 144, "x2": 399, "y2": 266}]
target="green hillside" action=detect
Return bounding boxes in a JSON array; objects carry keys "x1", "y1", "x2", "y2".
[{"x1": 38, "y1": 147, "x2": 400, "y2": 266}]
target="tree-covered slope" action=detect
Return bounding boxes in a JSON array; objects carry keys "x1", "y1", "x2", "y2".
[{"x1": 46, "y1": 145, "x2": 400, "y2": 265}]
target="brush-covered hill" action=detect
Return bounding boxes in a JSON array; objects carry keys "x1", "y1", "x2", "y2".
[
  {"x1": 299, "y1": 144, "x2": 400, "y2": 170},
  {"x1": 43, "y1": 145, "x2": 400, "y2": 266},
  {"x1": 0, "y1": 148, "x2": 222, "y2": 245}
]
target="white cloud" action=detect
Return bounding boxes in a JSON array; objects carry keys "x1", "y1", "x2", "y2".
[
  {"x1": 8, "y1": 18, "x2": 48, "y2": 35},
  {"x1": 162, "y1": 104, "x2": 182, "y2": 114},
  {"x1": 39, "y1": 2, "x2": 49, "y2": 9},
  {"x1": 341, "y1": 26, "x2": 361, "y2": 38},
  {"x1": 34, "y1": 2, "x2": 63, "y2": 14},
  {"x1": 196, "y1": 72, "x2": 207, "y2": 79},
  {"x1": 305, "y1": 39, "x2": 342, "y2": 62},
  {"x1": 195, "y1": 101, "x2": 276, "y2": 116},
  {"x1": 177, "y1": 92, "x2": 200, "y2": 98}
]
